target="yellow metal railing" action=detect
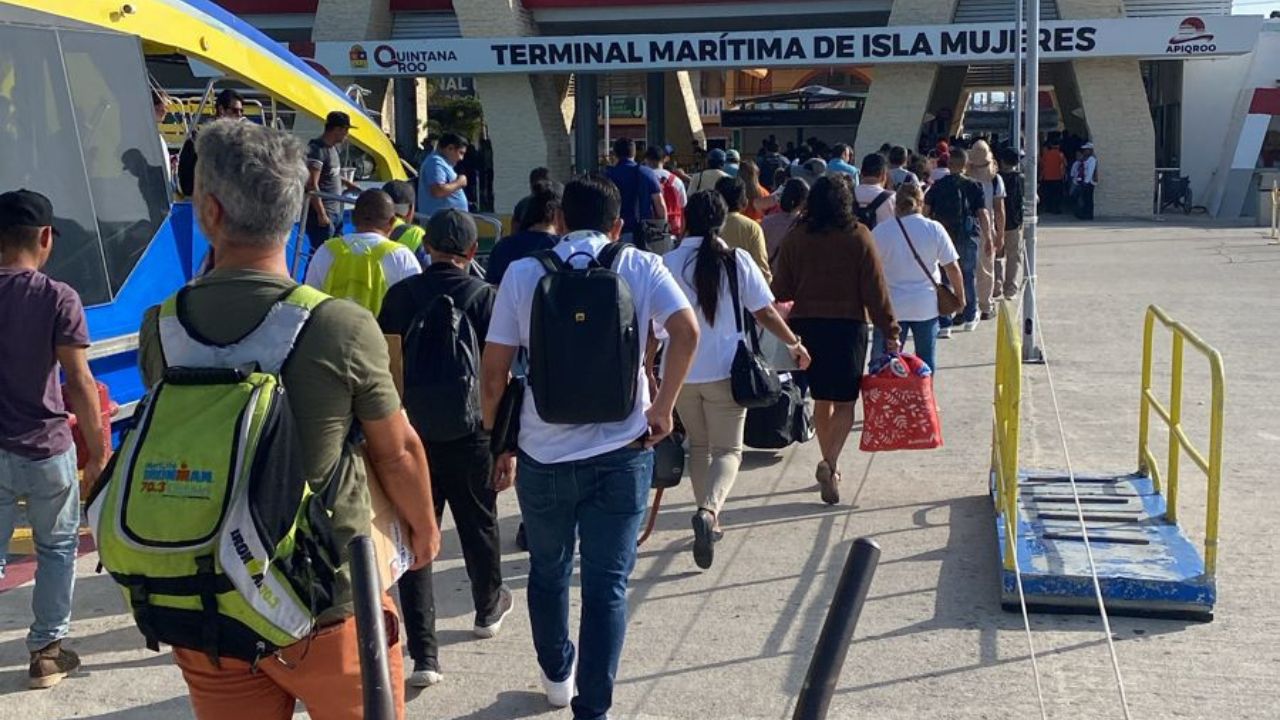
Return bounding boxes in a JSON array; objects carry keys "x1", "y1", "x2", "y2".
[
  {"x1": 1138, "y1": 305, "x2": 1226, "y2": 577},
  {"x1": 991, "y1": 300, "x2": 1022, "y2": 571},
  {"x1": 1270, "y1": 181, "x2": 1278, "y2": 241}
]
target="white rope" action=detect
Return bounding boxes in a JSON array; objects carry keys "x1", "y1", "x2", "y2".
[
  {"x1": 1017, "y1": 225, "x2": 1134, "y2": 720},
  {"x1": 996, "y1": 430, "x2": 1051, "y2": 720}
]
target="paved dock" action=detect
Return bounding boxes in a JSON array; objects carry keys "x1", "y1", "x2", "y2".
[{"x1": 2, "y1": 220, "x2": 1277, "y2": 719}]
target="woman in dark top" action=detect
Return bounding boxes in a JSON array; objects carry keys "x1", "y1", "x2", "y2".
[
  {"x1": 484, "y1": 182, "x2": 562, "y2": 286},
  {"x1": 772, "y1": 175, "x2": 899, "y2": 505}
]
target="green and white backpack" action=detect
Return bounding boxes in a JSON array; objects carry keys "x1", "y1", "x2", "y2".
[{"x1": 88, "y1": 285, "x2": 346, "y2": 664}]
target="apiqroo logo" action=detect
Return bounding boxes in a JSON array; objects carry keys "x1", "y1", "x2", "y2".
[{"x1": 1167, "y1": 17, "x2": 1216, "y2": 55}]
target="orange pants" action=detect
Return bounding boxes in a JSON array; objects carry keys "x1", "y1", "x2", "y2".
[{"x1": 173, "y1": 596, "x2": 405, "y2": 720}]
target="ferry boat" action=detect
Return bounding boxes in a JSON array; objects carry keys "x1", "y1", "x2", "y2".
[{"x1": 0, "y1": 0, "x2": 407, "y2": 425}]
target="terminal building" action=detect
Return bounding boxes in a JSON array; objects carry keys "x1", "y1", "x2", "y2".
[{"x1": 219, "y1": 0, "x2": 1278, "y2": 220}]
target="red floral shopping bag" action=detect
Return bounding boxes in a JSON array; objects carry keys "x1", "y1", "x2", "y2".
[{"x1": 859, "y1": 354, "x2": 942, "y2": 452}]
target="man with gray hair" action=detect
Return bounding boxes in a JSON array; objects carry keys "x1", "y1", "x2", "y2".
[{"x1": 136, "y1": 119, "x2": 439, "y2": 718}]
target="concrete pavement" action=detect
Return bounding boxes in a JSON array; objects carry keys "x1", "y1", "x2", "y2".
[{"x1": 1, "y1": 220, "x2": 1277, "y2": 719}]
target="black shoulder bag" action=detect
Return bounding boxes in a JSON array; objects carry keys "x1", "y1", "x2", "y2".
[{"x1": 724, "y1": 253, "x2": 782, "y2": 408}]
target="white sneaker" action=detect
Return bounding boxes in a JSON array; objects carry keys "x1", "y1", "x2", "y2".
[
  {"x1": 964, "y1": 318, "x2": 981, "y2": 332},
  {"x1": 473, "y1": 585, "x2": 515, "y2": 639},
  {"x1": 937, "y1": 326, "x2": 952, "y2": 339},
  {"x1": 408, "y1": 661, "x2": 443, "y2": 688},
  {"x1": 541, "y1": 655, "x2": 576, "y2": 708}
]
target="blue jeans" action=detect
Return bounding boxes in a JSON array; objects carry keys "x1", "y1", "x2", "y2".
[
  {"x1": 873, "y1": 318, "x2": 941, "y2": 374},
  {"x1": 0, "y1": 447, "x2": 80, "y2": 652},
  {"x1": 516, "y1": 445, "x2": 652, "y2": 720}
]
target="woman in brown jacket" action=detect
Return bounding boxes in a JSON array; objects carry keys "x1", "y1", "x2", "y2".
[{"x1": 772, "y1": 175, "x2": 899, "y2": 505}]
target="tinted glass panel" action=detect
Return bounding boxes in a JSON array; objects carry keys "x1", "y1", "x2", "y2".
[
  {"x1": 60, "y1": 31, "x2": 171, "y2": 298},
  {"x1": 0, "y1": 25, "x2": 108, "y2": 304}
]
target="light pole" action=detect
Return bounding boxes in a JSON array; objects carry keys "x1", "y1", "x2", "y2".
[
  {"x1": 1021, "y1": 0, "x2": 1044, "y2": 363},
  {"x1": 1012, "y1": 0, "x2": 1024, "y2": 154}
]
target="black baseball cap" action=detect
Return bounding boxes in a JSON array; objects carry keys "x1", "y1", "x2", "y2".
[
  {"x1": 426, "y1": 209, "x2": 478, "y2": 256},
  {"x1": 382, "y1": 180, "x2": 415, "y2": 212},
  {"x1": 325, "y1": 111, "x2": 352, "y2": 130},
  {"x1": 0, "y1": 189, "x2": 57, "y2": 234}
]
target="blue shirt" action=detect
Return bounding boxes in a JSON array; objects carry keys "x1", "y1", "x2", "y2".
[
  {"x1": 725, "y1": 162, "x2": 740, "y2": 178},
  {"x1": 827, "y1": 158, "x2": 860, "y2": 185},
  {"x1": 604, "y1": 160, "x2": 662, "y2": 235},
  {"x1": 418, "y1": 151, "x2": 467, "y2": 218},
  {"x1": 485, "y1": 229, "x2": 559, "y2": 287}
]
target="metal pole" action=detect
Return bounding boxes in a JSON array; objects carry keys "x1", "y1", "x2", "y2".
[
  {"x1": 792, "y1": 538, "x2": 882, "y2": 720},
  {"x1": 1012, "y1": 0, "x2": 1024, "y2": 154},
  {"x1": 604, "y1": 93, "x2": 612, "y2": 165},
  {"x1": 348, "y1": 536, "x2": 395, "y2": 720},
  {"x1": 574, "y1": 74, "x2": 599, "y2": 175},
  {"x1": 1020, "y1": 0, "x2": 1044, "y2": 364}
]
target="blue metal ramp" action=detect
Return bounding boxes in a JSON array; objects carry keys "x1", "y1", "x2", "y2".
[
  {"x1": 990, "y1": 304, "x2": 1223, "y2": 622},
  {"x1": 995, "y1": 470, "x2": 1214, "y2": 621}
]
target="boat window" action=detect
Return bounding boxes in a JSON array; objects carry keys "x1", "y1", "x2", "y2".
[
  {"x1": 60, "y1": 31, "x2": 171, "y2": 299},
  {"x1": 0, "y1": 24, "x2": 109, "y2": 304}
]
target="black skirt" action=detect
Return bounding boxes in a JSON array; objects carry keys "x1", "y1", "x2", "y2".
[{"x1": 788, "y1": 317, "x2": 868, "y2": 402}]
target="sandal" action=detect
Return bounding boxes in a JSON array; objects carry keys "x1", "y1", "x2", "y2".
[{"x1": 819, "y1": 467, "x2": 841, "y2": 505}]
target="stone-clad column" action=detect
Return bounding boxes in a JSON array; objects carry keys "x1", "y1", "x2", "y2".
[
  {"x1": 1058, "y1": 0, "x2": 1152, "y2": 216},
  {"x1": 311, "y1": 0, "x2": 393, "y2": 134},
  {"x1": 453, "y1": 0, "x2": 573, "y2": 214},
  {"x1": 856, "y1": 0, "x2": 961, "y2": 154}
]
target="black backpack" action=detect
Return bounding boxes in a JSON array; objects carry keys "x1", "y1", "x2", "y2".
[
  {"x1": 403, "y1": 283, "x2": 489, "y2": 443},
  {"x1": 928, "y1": 176, "x2": 977, "y2": 237},
  {"x1": 529, "y1": 243, "x2": 640, "y2": 424},
  {"x1": 855, "y1": 190, "x2": 893, "y2": 229},
  {"x1": 999, "y1": 171, "x2": 1025, "y2": 230}
]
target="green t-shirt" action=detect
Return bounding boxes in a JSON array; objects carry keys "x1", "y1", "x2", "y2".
[{"x1": 139, "y1": 269, "x2": 400, "y2": 624}]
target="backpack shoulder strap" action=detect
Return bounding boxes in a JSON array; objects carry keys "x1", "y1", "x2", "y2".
[
  {"x1": 389, "y1": 223, "x2": 410, "y2": 242},
  {"x1": 597, "y1": 241, "x2": 627, "y2": 270},
  {"x1": 533, "y1": 248, "x2": 566, "y2": 275},
  {"x1": 870, "y1": 190, "x2": 892, "y2": 212},
  {"x1": 324, "y1": 237, "x2": 350, "y2": 258},
  {"x1": 159, "y1": 285, "x2": 329, "y2": 375}
]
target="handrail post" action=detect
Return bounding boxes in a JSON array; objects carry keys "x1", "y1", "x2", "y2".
[
  {"x1": 1138, "y1": 309, "x2": 1156, "y2": 481},
  {"x1": 1205, "y1": 352, "x2": 1226, "y2": 578},
  {"x1": 792, "y1": 538, "x2": 881, "y2": 720},
  {"x1": 1165, "y1": 333, "x2": 1184, "y2": 522}
]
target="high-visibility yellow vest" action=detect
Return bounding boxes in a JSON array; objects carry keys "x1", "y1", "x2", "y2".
[
  {"x1": 389, "y1": 218, "x2": 426, "y2": 254},
  {"x1": 320, "y1": 237, "x2": 399, "y2": 316}
]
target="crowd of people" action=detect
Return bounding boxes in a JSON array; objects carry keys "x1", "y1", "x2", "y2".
[{"x1": 0, "y1": 115, "x2": 1055, "y2": 720}]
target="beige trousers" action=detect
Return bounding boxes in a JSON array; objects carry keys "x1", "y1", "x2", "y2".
[
  {"x1": 675, "y1": 379, "x2": 747, "y2": 517},
  {"x1": 977, "y1": 233, "x2": 997, "y2": 314},
  {"x1": 994, "y1": 225, "x2": 1024, "y2": 300}
]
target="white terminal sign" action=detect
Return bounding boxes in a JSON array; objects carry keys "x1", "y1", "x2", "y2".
[{"x1": 314, "y1": 15, "x2": 1263, "y2": 77}]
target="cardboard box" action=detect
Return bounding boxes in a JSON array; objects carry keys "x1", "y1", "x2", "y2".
[
  {"x1": 384, "y1": 334, "x2": 404, "y2": 399},
  {"x1": 363, "y1": 449, "x2": 416, "y2": 592}
]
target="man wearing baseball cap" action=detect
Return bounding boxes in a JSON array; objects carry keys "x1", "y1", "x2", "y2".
[
  {"x1": 0, "y1": 189, "x2": 109, "y2": 688},
  {"x1": 305, "y1": 110, "x2": 362, "y2": 251},
  {"x1": 689, "y1": 148, "x2": 730, "y2": 194},
  {"x1": 376, "y1": 208, "x2": 512, "y2": 689},
  {"x1": 382, "y1": 179, "x2": 427, "y2": 255}
]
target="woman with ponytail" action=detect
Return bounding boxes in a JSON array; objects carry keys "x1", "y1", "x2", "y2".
[{"x1": 660, "y1": 191, "x2": 810, "y2": 570}]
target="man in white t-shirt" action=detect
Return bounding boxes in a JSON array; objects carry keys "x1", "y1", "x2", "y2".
[
  {"x1": 303, "y1": 189, "x2": 422, "y2": 316},
  {"x1": 479, "y1": 175, "x2": 699, "y2": 720},
  {"x1": 853, "y1": 153, "x2": 897, "y2": 229}
]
